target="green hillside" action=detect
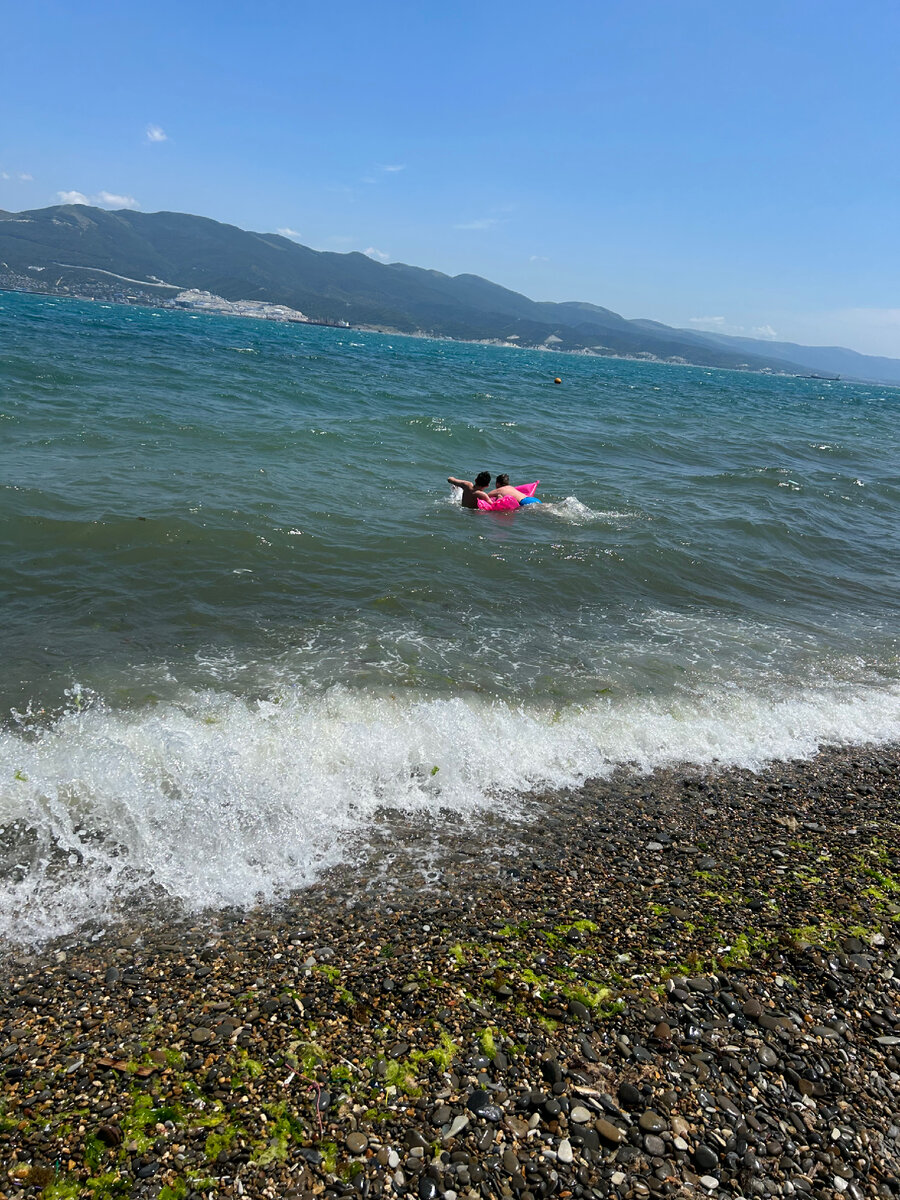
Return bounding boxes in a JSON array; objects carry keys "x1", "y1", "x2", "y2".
[{"x1": 0, "y1": 204, "x2": 805, "y2": 371}]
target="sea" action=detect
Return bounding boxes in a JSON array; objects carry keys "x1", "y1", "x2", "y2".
[{"x1": 2, "y1": 289, "x2": 899, "y2": 943}]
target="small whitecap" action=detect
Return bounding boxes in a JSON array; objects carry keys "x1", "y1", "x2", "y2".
[{"x1": 545, "y1": 496, "x2": 610, "y2": 524}]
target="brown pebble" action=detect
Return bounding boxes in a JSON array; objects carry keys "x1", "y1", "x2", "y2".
[{"x1": 595, "y1": 1118, "x2": 625, "y2": 1145}]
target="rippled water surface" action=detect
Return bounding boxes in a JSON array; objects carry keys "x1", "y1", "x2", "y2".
[{"x1": 2, "y1": 290, "x2": 899, "y2": 939}]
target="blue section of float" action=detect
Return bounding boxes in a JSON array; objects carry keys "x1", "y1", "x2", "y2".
[{"x1": 519, "y1": 496, "x2": 541, "y2": 506}]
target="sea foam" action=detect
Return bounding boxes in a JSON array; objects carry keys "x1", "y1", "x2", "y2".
[{"x1": 2, "y1": 679, "x2": 899, "y2": 943}]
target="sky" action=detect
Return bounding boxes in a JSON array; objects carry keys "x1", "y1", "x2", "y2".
[{"x1": 2, "y1": 0, "x2": 900, "y2": 357}]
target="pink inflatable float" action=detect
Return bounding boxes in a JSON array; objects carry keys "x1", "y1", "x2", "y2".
[{"x1": 477, "y1": 482, "x2": 541, "y2": 511}]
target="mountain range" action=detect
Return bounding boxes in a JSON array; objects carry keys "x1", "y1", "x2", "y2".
[{"x1": 2, "y1": 203, "x2": 898, "y2": 384}]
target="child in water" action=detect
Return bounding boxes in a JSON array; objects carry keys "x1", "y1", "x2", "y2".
[
  {"x1": 484, "y1": 473, "x2": 527, "y2": 503},
  {"x1": 447, "y1": 471, "x2": 492, "y2": 508}
]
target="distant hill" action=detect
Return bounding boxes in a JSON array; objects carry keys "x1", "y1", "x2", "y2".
[
  {"x1": 2, "y1": 204, "x2": 898, "y2": 383},
  {"x1": 674, "y1": 329, "x2": 900, "y2": 386}
]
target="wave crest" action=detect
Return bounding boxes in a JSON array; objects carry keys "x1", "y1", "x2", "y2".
[{"x1": 2, "y1": 679, "x2": 899, "y2": 943}]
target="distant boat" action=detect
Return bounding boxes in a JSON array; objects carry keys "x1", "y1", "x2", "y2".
[{"x1": 805, "y1": 372, "x2": 840, "y2": 381}]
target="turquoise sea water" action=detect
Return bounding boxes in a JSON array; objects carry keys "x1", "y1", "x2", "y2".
[{"x1": 2, "y1": 289, "x2": 899, "y2": 940}]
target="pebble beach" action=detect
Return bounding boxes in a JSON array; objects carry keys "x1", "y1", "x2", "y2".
[{"x1": 2, "y1": 743, "x2": 899, "y2": 1200}]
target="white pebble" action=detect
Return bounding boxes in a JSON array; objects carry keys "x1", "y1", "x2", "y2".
[
  {"x1": 833, "y1": 1180, "x2": 848, "y2": 1193},
  {"x1": 674, "y1": 1136, "x2": 689, "y2": 1151},
  {"x1": 570, "y1": 1106, "x2": 591, "y2": 1124},
  {"x1": 448, "y1": 1114, "x2": 469, "y2": 1138},
  {"x1": 700, "y1": 1177, "x2": 719, "y2": 1191},
  {"x1": 388, "y1": 1150, "x2": 400, "y2": 1168},
  {"x1": 557, "y1": 1138, "x2": 573, "y2": 1164}
]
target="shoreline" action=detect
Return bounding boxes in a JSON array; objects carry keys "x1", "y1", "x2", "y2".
[
  {"x1": 0, "y1": 284, "x2": 856, "y2": 384},
  {"x1": 2, "y1": 741, "x2": 899, "y2": 1199}
]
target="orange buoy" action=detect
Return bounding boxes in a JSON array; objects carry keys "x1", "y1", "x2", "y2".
[{"x1": 554, "y1": 377, "x2": 562, "y2": 385}]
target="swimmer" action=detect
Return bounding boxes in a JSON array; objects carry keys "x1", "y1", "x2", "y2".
[
  {"x1": 447, "y1": 471, "x2": 492, "y2": 509},
  {"x1": 485, "y1": 474, "x2": 527, "y2": 503}
]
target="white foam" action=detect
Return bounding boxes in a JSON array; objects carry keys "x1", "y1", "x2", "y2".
[
  {"x1": 1, "y1": 680, "x2": 899, "y2": 943},
  {"x1": 545, "y1": 496, "x2": 633, "y2": 524}
]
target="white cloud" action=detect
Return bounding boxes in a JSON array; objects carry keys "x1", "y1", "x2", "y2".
[
  {"x1": 146, "y1": 124, "x2": 168, "y2": 143},
  {"x1": 96, "y1": 191, "x2": 139, "y2": 209},
  {"x1": 454, "y1": 217, "x2": 500, "y2": 231},
  {"x1": 57, "y1": 189, "x2": 139, "y2": 209},
  {"x1": 379, "y1": 164, "x2": 405, "y2": 173},
  {"x1": 689, "y1": 315, "x2": 726, "y2": 328},
  {"x1": 364, "y1": 247, "x2": 390, "y2": 262},
  {"x1": 529, "y1": 254, "x2": 549, "y2": 262},
  {"x1": 18, "y1": 172, "x2": 33, "y2": 181},
  {"x1": 277, "y1": 227, "x2": 302, "y2": 240},
  {"x1": 58, "y1": 190, "x2": 91, "y2": 205},
  {"x1": 752, "y1": 324, "x2": 778, "y2": 339},
  {"x1": 2, "y1": 170, "x2": 33, "y2": 182}
]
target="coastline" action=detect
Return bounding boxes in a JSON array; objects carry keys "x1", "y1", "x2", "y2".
[
  {"x1": 2, "y1": 741, "x2": 899, "y2": 1199},
  {"x1": 0, "y1": 284, "x2": 838, "y2": 382}
]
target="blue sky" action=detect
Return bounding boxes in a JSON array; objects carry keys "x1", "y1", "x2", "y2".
[{"x1": 3, "y1": 0, "x2": 900, "y2": 356}]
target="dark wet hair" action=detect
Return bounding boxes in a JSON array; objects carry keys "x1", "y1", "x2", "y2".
[
  {"x1": 496, "y1": 473, "x2": 510, "y2": 487},
  {"x1": 475, "y1": 471, "x2": 491, "y2": 488}
]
